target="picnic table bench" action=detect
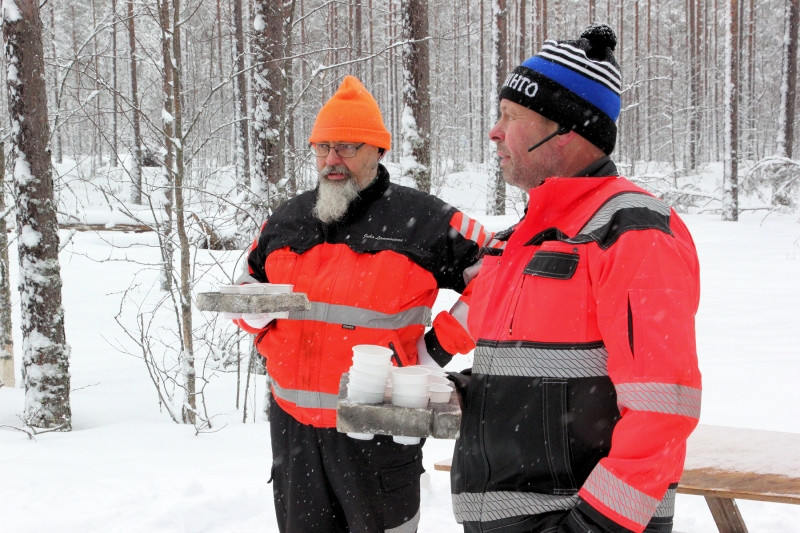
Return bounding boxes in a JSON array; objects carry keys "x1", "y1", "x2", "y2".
[{"x1": 433, "y1": 424, "x2": 800, "y2": 533}]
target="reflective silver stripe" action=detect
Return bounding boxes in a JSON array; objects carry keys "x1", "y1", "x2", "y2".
[
  {"x1": 485, "y1": 237, "x2": 507, "y2": 250},
  {"x1": 473, "y1": 343, "x2": 608, "y2": 378},
  {"x1": 271, "y1": 381, "x2": 338, "y2": 410},
  {"x1": 583, "y1": 464, "x2": 660, "y2": 528},
  {"x1": 463, "y1": 259, "x2": 482, "y2": 285},
  {"x1": 616, "y1": 382, "x2": 702, "y2": 419},
  {"x1": 288, "y1": 301, "x2": 431, "y2": 329},
  {"x1": 653, "y1": 487, "x2": 676, "y2": 518},
  {"x1": 452, "y1": 491, "x2": 579, "y2": 523},
  {"x1": 385, "y1": 508, "x2": 420, "y2": 533},
  {"x1": 450, "y1": 300, "x2": 470, "y2": 331},
  {"x1": 574, "y1": 193, "x2": 670, "y2": 239}
]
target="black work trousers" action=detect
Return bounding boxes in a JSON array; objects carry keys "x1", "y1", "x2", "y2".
[{"x1": 269, "y1": 397, "x2": 424, "y2": 533}]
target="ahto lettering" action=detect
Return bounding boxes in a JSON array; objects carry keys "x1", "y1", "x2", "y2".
[{"x1": 503, "y1": 73, "x2": 538, "y2": 97}]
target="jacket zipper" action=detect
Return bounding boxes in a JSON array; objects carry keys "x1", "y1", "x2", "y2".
[{"x1": 389, "y1": 342, "x2": 403, "y2": 367}]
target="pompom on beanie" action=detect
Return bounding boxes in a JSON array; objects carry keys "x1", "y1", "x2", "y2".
[
  {"x1": 499, "y1": 24, "x2": 621, "y2": 155},
  {"x1": 309, "y1": 75, "x2": 391, "y2": 151}
]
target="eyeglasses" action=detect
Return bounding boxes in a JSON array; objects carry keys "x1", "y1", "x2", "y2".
[{"x1": 310, "y1": 143, "x2": 365, "y2": 158}]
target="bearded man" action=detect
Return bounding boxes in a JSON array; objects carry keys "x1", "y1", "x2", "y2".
[{"x1": 237, "y1": 75, "x2": 500, "y2": 533}]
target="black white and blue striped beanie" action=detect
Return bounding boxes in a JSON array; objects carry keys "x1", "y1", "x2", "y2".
[{"x1": 498, "y1": 24, "x2": 621, "y2": 155}]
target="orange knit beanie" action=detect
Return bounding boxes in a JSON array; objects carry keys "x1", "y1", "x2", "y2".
[{"x1": 308, "y1": 76, "x2": 391, "y2": 151}]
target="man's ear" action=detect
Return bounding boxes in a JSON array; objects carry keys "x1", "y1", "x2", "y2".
[{"x1": 555, "y1": 130, "x2": 577, "y2": 147}]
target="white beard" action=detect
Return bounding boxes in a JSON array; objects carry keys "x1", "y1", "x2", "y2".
[{"x1": 313, "y1": 165, "x2": 361, "y2": 224}]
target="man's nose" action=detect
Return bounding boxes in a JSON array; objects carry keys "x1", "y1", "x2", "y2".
[
  {"x1": 489, "y1": 121, "x2": 504, "y2": 142},
  {"x1": 325, "y1": 148, "x2": 343, "y2": 166}
]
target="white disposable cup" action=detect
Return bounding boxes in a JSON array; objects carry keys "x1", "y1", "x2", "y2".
[
  {"x1": 240, "y1": 314, "x2": 273, "y2": 329},
  {"x1": 222, "y1": 312, "x2": 241, "y2": 320},
  {"x1": 429, "y1": 375, "x2": 452, "y2": 387},
  {"x1": 391, "y1": 383, "x2": 430, "y2": 397},
  {"x1": 352, "y1": 345, "x2": 394, "y2": 366},
  {"x1": 239, "y1": 284, "x2": 270, "y2": 295},
  {"x1": 390, "y1": 367, "x2": 430, "y2": 386},
  {"x1": 429, "y1": 384, "x2": 453, "y2": 403},
  {"x1": 349, "y1": 369, "x2": 389, "y2": 385},
  {"x1": 392, "y1": 393, "x2": 430, "y2": 408},
  {"x1": 418, "y1": 365, "x2": 447, "y2": 377},
  {"x1": 353, "y1": 354, "x2": 392, "y2": 368},
  {"x1": 393, "y1": 435, "x2": 421, "y2": 445},
  {"x1": 347, "y1": 384, "x2": 385, "y2": 404},
  {"x1": 347, "y1": 377, "x2": 387, "y2": 394},
  {"x1": 351, "y1": 361, "x2": 392, "y2": 377},
  {"x1": 348, "y1": 432, "x2": 375, "y2": 440},
  {"x1": 261, "y1": 284, "x2": 293, "y2": 294},
  {"x1": 219, "y1": 284, "x2": 239, "y2": 294}
]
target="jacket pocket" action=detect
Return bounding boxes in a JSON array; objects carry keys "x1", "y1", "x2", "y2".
[
  {"x1": 542, "y1": 378, "x2": 577, "y2": 495},
  {"x1": 523, "y1": 251, "x2": 580, "y2": 279},
  {"x1": 380, "y1": 460, "x2": 424, "y2": 492}
]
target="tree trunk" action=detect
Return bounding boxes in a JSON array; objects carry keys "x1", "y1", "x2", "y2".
[
  {"x1": 487, "y1": 0, "x2": 507, "y2": 215},
  {"x1": 723, "y1": 0, "x2": 739, "y2": 221},
  {"x1": 127, "y1": 0, "x2": 143, "y2": 204},
  {"x1": 111, "y1": 0, "x2": 118, "y2": 167},
  {"x1": 169, "y1": 0, "x2": 195, "y2": 425},
  {"x1": 252, "y1": 0, "x2": 286, "y2": 222},
  {"x1": 688, "y1": 0, "x2": 700, "y2": 169},
  {"x1": 3, "y1": 0, "x2": 72, "y2": 429},
  {"x1": 777, "y1": 0, "x2": 799, "y2": 159},
  {"x1": 49, "y1": 6, "x2": 62, "y2": 164},
  {"x1": 0, "y1": 143, "x2": 14, "y2": 389},
  {"x1": 233, "y1": 0, "x2": 251, "y2": 190},
  {"x1": 480, "y1": 0, "x2": 485, "y2": 164},
  {"x1": 401, "y1": 0, "x2": 431, "y2": 192},
  {"x1": 158, "y1": 0, "x2": 174, "y2": 292}
]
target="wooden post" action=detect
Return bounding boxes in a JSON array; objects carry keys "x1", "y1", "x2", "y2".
[{"x1": 705, "y1": 497, "x2": 750, "y2": 533}]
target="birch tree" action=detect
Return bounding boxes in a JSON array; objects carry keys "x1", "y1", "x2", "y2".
[{"x1": 3, "y1": 0, "x2": 71, "y2": 429}]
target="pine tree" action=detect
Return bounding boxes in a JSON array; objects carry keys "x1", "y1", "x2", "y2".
[
  {"x1": 3, "y1": 0, "x2": 72, "y2": 429},
  {"x1": 401, "y1": 0, "x2": 431, "y2": 192}
]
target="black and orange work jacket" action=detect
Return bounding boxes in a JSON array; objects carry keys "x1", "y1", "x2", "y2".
[{"x1": 241, "y1": 165, "x2": 501, "y2": 427}]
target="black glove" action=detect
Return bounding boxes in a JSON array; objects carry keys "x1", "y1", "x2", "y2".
[{"x1": 446, "y1": 368, "x2": 471, "y2": 408}]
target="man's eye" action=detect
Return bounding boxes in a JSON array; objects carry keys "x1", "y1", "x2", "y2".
[{"x1": 337, "y1": 144, "x2": 355, "y2": 150}]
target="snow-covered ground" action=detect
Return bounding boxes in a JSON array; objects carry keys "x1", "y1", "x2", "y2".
[{"x1": 1, "y1": 166, "x2": 799, "y2": 532}]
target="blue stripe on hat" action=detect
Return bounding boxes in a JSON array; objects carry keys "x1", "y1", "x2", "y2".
[{"x1": 522, "y1": 56, "x2": 621, "y2": 120}]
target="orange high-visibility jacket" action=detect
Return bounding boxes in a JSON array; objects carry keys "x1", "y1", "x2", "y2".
[
  {"x1": 241, "y1": 166, "x2": 500, "y2": 427},
  {"x1": 452, "y1": 164, "x2": 701, "y2": 533}
]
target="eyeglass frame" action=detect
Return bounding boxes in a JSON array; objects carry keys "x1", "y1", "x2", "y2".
[{"x1": 310, "y1": 142, "x2": 366, "y2": 159}]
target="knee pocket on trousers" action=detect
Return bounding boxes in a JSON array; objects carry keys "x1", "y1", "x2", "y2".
[{"x1": 380, "y1": 461, "x2": 425, "y2": 492}]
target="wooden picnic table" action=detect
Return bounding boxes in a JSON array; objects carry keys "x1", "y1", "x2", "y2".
[{"x1": 433, "y1": 424, "x2": 800, "y2": 533}]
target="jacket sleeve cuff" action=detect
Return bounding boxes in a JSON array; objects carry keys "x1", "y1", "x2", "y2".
[
  {"x1": 424, "y1": 328, "x2": 454, "y2": 367},
  {"x1": 233, "y1": 318, "x2": 270, "y2": 335}
]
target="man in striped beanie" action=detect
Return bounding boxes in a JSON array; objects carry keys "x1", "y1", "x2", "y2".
[{"x1": 449, "y1": 24, "x2": 701, "y2": 533}]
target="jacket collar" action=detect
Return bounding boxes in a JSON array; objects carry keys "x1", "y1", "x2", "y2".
[{"x1": 519, "y1": 159, "x2": 620, "y2": 239}]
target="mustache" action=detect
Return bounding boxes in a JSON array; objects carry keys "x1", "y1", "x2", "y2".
[{"x1": 319, "y1": 165, "x2": 352, "y2": 180}]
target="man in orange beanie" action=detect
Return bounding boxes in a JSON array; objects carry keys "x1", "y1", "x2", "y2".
[{"x1": 236, "y1": 75, "x2": 504, "y2": 533}]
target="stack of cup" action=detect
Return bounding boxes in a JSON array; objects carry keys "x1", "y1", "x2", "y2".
[
  {"x1": 418, "y1": 365, "x2": 455, "y2": 393},
  {"x1": 346, "y1": 345, "x2": 394, "y2": 440},
  {"x1": 390, "y1": 367, "x2": 431, "y2": 445}
]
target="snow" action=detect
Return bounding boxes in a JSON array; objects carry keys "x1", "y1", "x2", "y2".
[
  {"x1": 0, "y1": 167, "x2": 799, "y2": 531},
  {"x1": 18, "y1": 225, "x2": 41, "y2": 248},
  {"x1": 2, "y1": 0, "x2": 21, "y2": 22}
]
